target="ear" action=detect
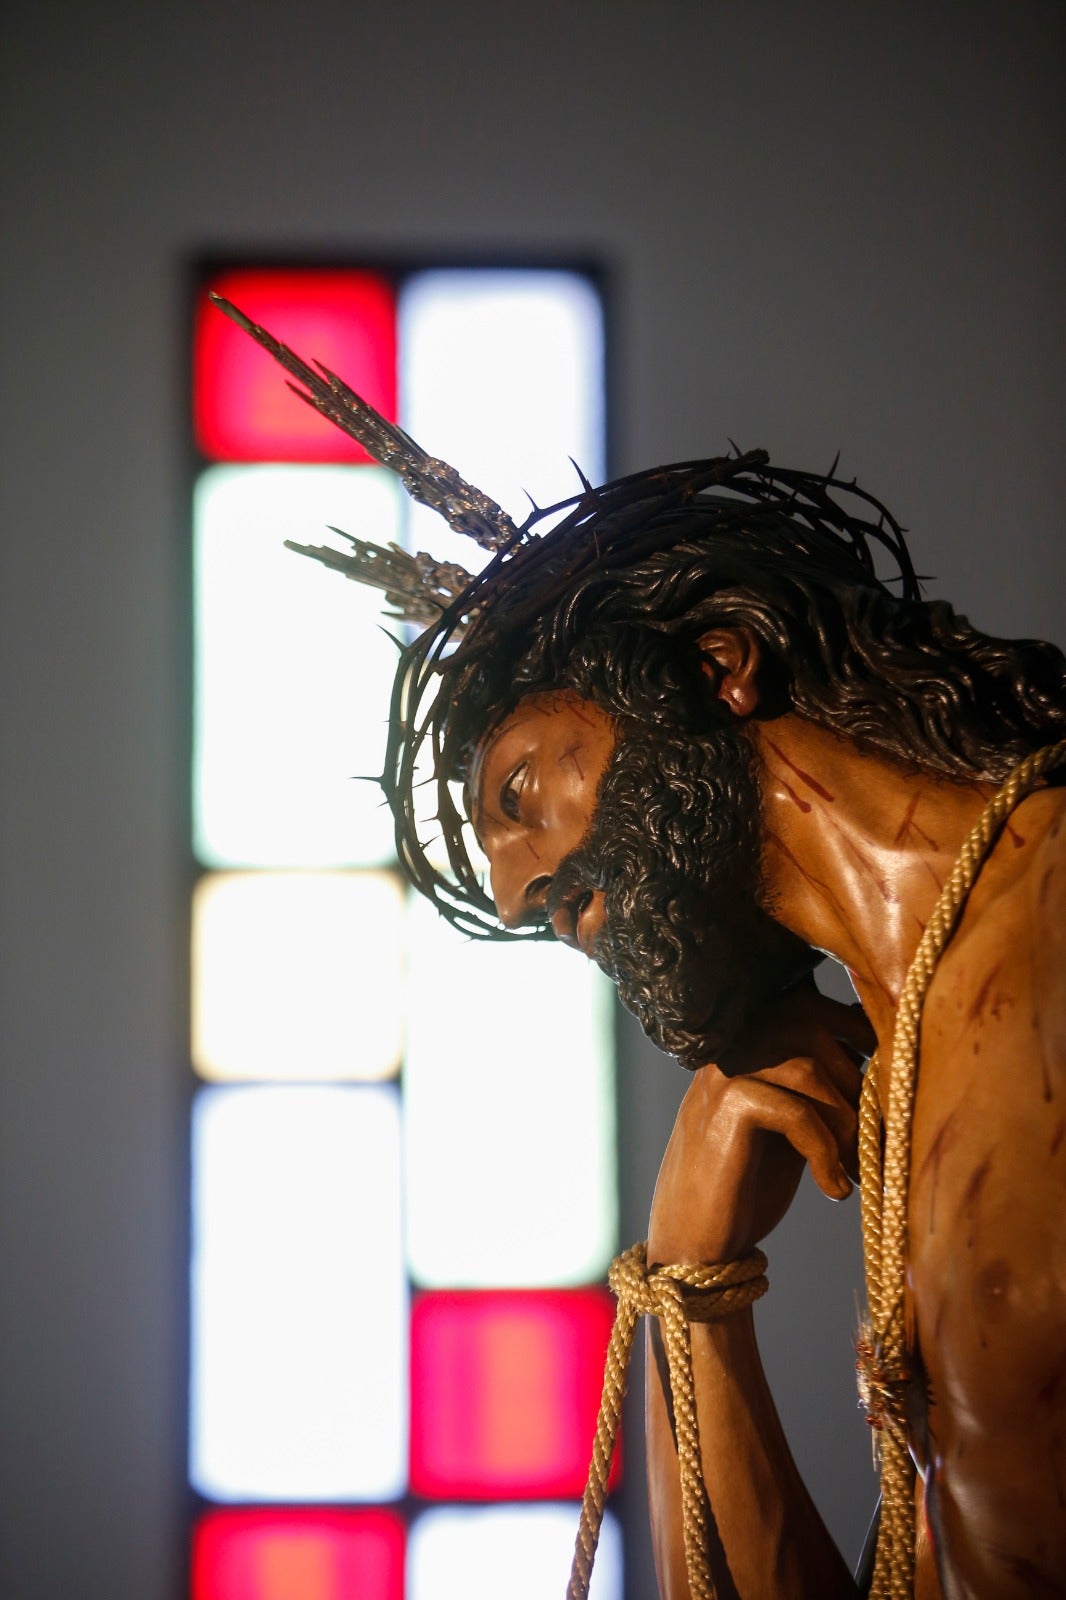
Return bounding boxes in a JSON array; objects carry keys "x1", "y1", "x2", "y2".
[{"x1": 696, "y1": 626, "x2": 763, "y2": 717}]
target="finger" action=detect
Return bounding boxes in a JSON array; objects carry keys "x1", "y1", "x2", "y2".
[
  {"x1": 755, "y1": 1054, "x2": 855, "y2": 1116},
  {"x1": 752, "y1": 1059, "x2": 860, "y2": 1181},
  {"x1": 816, "y1": 1032, "x2": 865, "y2": 1105},
  {"x1": 755, "y1": 1034, "x2": 863, "y2": 1107},
  {"x1": 734, "y1": 1077, "x2": 853, "y2": 1200}
]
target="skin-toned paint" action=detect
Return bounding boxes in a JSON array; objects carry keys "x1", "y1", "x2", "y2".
[
  {"x1": 471, "y1": 630, "x2": 1066, "y2": 1599},
  {"x1": 471, "y1": 690, "x2": 616, "y2": 953}
]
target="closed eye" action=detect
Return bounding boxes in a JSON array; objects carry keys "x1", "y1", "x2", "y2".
[{"x1": 500, "y1": 762, "x2": 528, "y2": 822}]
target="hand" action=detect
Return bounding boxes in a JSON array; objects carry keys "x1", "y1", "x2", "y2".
[{"x1": 647, "y1": 978, "x2": 873, "y2": 1266}]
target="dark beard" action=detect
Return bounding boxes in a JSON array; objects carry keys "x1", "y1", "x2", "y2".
[{"x1": 549, "y1": 718, "x2": 813, "y2": 1068}]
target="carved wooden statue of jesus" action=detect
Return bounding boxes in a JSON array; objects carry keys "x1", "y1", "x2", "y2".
[{"x1": 216, "y1": 296, "x2": 1066, "y2": 1600}]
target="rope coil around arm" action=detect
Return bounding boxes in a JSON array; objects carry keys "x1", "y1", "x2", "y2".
[
  {"x1": 568, "y1": 1241, "x2": 768, "y2": 1600},
  {"x1": 858, "y1": 739, "x2": 1066, "y2": 1599}
]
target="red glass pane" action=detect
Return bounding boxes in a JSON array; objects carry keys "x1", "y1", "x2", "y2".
[
  {"x1": 191, "y1": 1509, "x2": 404, "y2": 1600},
  {"x1": 409, "y1": 1289, "x2": 618, "y2": 1499},
  {"x1": 194, "y1": 269, "x2": 396, "y2": 463}
]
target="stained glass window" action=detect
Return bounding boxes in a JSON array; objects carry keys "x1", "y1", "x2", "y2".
[{"x1": 188, "y1": 261, "x2": 616, "y2": 1587}]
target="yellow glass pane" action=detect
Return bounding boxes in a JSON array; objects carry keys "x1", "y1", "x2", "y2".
[{"x1": 192, "y1": 871, "x2": 405, "y2": 1081}]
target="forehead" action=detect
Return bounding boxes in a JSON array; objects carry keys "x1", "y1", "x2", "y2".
[{"x1": 471, "y1": 691, "x2": 615, "y2": 793}]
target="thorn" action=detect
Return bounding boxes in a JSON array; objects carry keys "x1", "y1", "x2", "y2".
[
  {"x1": 313, "y1": 358, "x2": 359, "y2": 400},
  {"x1": 827, "y1": 449, "x2": 841, "y2": 480},
  {"x1": 326, "y1": 524, "x2": 358, "y2": 547},
  {"x1": 286, "y1": 379, "x2": 318, "y2": 408},
  {"x1": 569, "y1": 456, "x2": 594, "y2": 493}
]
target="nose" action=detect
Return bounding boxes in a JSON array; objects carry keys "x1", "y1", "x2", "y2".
[{"x1": 489, "y1": 842, "x2": 553, "y2": 929}]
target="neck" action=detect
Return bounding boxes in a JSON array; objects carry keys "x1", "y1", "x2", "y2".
[{"x1": 749, "y1": 715, "x2": 993, "y2": 1046}]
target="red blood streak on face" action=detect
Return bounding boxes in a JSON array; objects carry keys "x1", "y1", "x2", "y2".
[
  {"x1": 558, "y1": 741, "x2": 586, "y2": 781},
  {"x1": 565, "y1": 701, "x2": 598, "y2": 727}
]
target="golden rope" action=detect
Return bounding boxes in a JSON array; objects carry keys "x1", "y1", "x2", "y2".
[
  {"x1": 569, "y1": 742, "x2": 1064, "y2": 1600},
  {"x1": 568, "y1": 1241, "x2": 768, "y2": 1600},
  {"x1": 857, "y1": 740, "x2": 1066, "y2": 1599}
]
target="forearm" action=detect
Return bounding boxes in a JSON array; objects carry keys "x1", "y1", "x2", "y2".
[{"x1": 646, "y1": 1307, "x2": 857, "y2": 1600}]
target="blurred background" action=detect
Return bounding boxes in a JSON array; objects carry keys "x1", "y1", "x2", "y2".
[{"x1": 2, "y1": 3, "x2": 1063, "y2": 1596}]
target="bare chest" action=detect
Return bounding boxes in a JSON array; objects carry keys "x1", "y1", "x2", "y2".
[{"x1": 904, "y1": 793, "x2": 1066, "y2": 1442}]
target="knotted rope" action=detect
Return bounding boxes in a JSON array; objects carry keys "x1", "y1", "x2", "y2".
[
  {"x1": 857, "y1": 740, "x2": 1066, "y2": 1599},
  {"x1": 568, "y1": 1240, "x2": 768, "y2": 1600}
]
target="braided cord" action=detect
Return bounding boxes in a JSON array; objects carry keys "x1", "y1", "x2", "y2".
[
  {"x1": 568, "y1": 1241, "x2": 768, "y2": 1600},
  {"x1": 859, "y1": 740, "x2": 1066, "y2": 1598}
]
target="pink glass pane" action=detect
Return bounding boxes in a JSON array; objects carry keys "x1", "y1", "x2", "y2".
[
  {"x1": 191, "y1": 1509, "x2": 404, "y2": 1600},
  {"x1": 409, "y1": 1289, "x2": 618, "y2": 1499},
  {"x1": 193, "y1": 268, "x2": 396, "y2": 463}
]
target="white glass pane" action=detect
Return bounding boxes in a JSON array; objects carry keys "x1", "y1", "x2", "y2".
[
  {"x1": 191, "y1": 871, "x2": 405, "y2": 1082},
  {"x1": 190, "y1": 1085, "x2": 406, "y2": 1501},
  {"x1": 400, "y1": 270, "x2": 605, "y2": 575},
  {"x1": 408, "y1": 1506, "x2": 622, "y2": 1600},
  {"x1": 193, "y1": 465, "x2": 402, "y2": 868},
  {"x1": 404, "y1": 894, "x2": 616, "y2": 1287}
]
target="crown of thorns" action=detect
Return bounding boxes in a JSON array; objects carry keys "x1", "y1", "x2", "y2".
[{"x1": 213, "y1": 294, "x2": 919, "y2": 938}]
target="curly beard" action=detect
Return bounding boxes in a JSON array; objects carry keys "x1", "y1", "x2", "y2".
[{"x1": 549, "y1": 718, "x2": 813, "y2": 1067}]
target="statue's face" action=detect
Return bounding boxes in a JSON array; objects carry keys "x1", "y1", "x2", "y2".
[
  {"x1": 472, "y1": 686, "x2": 805, "y2": 1066},
  {"x1": 470, "y1": 691, "x2": 617, "y2": 953}
]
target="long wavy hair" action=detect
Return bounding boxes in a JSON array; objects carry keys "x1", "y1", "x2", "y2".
[{"x1": 380, "y1": 452, "x2": 1066, "y2": 936}]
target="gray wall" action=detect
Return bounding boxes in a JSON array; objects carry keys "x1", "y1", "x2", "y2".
[{"x1": 2, "y1": 3, "x2": 1062, "y2": 1596}]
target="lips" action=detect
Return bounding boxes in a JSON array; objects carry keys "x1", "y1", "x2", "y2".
[
  {"x1": 550, "y1": 889, "x2": 605, "y2": 959},
  {"x1": 578, "y1": 891, "x2": 609, "y2": 959}
]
